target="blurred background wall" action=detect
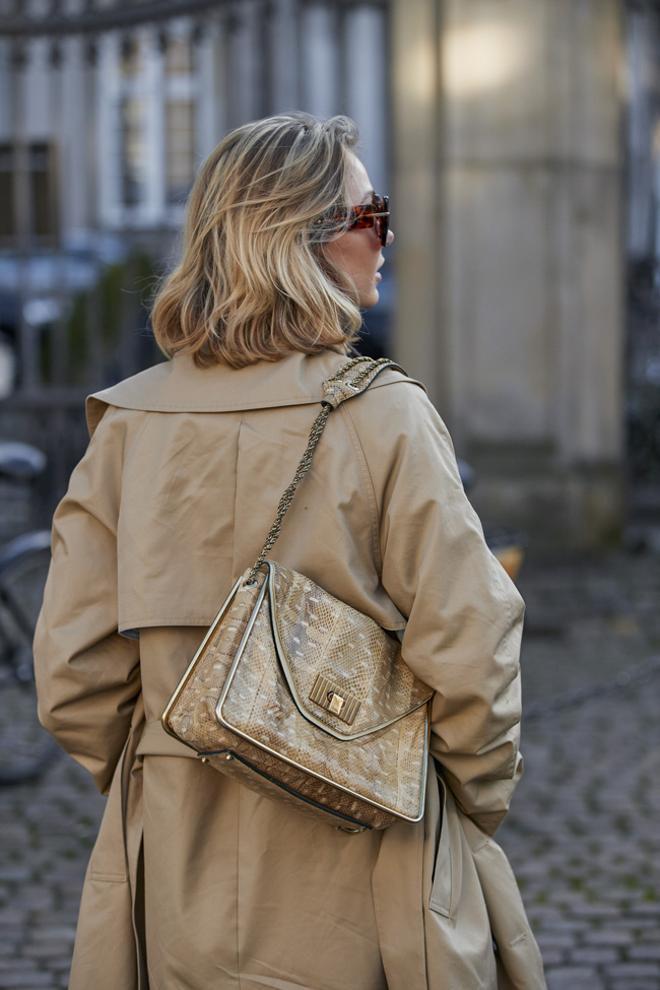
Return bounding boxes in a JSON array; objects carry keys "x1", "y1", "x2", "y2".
[{"x1": 0, "y1": 0, "x2": 658, "y2": 552}]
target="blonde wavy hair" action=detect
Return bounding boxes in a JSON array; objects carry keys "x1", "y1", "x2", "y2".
[{"x1": 151, "y1": 112, "x2": 363, "y2": 368}]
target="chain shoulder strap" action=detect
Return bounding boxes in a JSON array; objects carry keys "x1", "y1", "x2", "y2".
[{"x1": 245, "y1": 356, "x2": 404, "y2": 584}]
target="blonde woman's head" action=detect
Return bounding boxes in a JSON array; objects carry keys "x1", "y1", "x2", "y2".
[{"x1": 151, "y1": 112, "x2": 392, "y2": 368}]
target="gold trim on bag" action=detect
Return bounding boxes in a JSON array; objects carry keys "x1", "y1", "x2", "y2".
[
  {"x1": 161, "y1": 575, "x2": 243, "y2": 738},
  {"x1": 215, "y1": 669, "x2": 431, "y2": 823}
]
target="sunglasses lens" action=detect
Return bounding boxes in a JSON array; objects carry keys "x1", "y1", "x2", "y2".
[
  {"x1": 377, "y1": 196, "x2": 389, "y2": 246},
  {"x1": 336, "y1": 195, "x2": 389, "y2": 243}
]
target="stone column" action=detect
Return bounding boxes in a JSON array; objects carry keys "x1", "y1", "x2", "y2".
[
  {"x1": 59, "y1": 36, "x2": 89, "y2": 234},
  {"x1": 301, "y1": 2, "x2": 339, "y2": 118},
  {"x1": 143, "y1": 28, "x2": 166, "y2": 225},
  {"x1": 97, "y1": 32, "x2": 120, "y2": 229},
  {"x1": 270, "y1": 0, "x2": 301, "y2": 113},
  {"x1": 225, "y1": 0, "x2": 261, "y2": 129},
  {"x1": 344, "y1": 3, "x2": 387, "y2": 196},
  {"x1": 391, "y1": 0, "x2": 443, "y2": 402},
  {"x1": 196, "y1": 24, "x2": 218, "y2": 159},
  {"x1": 391, "y1": 0, "x2": 626, "y2": 549}
]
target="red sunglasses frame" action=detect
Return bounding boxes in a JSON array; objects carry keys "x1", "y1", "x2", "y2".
[
  {"x1": 344, "y1": 193, "x2": 390, "y2": 247},
  {"x1": 314, "y1": 192, "x2": 391, "y2": 247}
]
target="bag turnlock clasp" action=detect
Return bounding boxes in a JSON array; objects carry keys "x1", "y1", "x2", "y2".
[{"x1": 309, "y1": 674, "x2": 361, "y2": 725}]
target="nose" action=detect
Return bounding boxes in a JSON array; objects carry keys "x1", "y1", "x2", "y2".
[{"x1": 386, "y1": 227, "x2": 395, "y2": 247}]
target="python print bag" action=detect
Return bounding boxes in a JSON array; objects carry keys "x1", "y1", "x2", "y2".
[{"x1": 162, "y1": 357, "x2": 433, "y2": 833}]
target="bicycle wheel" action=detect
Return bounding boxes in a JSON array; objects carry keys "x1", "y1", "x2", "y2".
[{"x1": 0, "y1": 532, "x2": 60, "y2": 785}]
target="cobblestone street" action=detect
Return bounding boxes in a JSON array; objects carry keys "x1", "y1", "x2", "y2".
[
  {"x1": 0, "y1": 548, "x2": 659, "y2": 989},
  {"x1": 499, "y1": 549, "x2": 660, "y2": 990}
]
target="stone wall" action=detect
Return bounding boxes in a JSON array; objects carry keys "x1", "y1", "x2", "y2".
[{"x1": 392, "y1": 0, "x2": 626, "y2": 549}]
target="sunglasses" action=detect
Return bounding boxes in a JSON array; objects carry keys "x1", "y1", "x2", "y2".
[{"x1": 314, "y1": 192, "x2": 391, "y2": 247}]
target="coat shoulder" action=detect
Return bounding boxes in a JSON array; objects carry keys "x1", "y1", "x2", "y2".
[
  {"x1": 85, "y1": 361, "x2": 173, "y2": 437},
  {"x1": 363, "y1": 367, "x2": 431, "y2": 414},
  {"x1": 346, "y1": 367, "x2": 449, "y2": 452}
]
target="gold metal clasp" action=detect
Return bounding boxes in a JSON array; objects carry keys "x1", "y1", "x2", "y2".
[
  {"x1": 327, "y1": 691, "x2": 345, "y2": 715},
  {"x1": 309, "y1": 674, "x2": 360, "y2": 725}
]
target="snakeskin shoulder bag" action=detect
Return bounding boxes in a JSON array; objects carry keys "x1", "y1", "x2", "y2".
[{"x1": 162, "y1": 356, "x2": 433, "y2": 833}]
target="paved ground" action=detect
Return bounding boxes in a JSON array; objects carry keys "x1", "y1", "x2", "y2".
[
  {"x1": 0, "y1": 546, "x2": 659, "y2": 989},
  {"x1": 499, "y1": 549, "x2": 660, "y2": 990}
]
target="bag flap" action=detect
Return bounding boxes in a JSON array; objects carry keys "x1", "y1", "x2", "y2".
[{"x1": 264, "y1": 561, "x2": 432, "y2": 741}]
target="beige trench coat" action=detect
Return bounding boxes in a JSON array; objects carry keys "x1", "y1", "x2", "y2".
[{"x1": 34, "y1": 348, "x2": 546, "y2": 990}]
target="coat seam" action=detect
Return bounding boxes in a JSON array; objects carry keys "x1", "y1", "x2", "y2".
[
  {"x1": 231, "y1": 417, "x2": 243, "y2": 579},
  {"x1": 118, "y1": 412, "x2": 155, "y2": 543},
  {"x1": 338, "y1": 403, "x2": 383, "y2": 575},
  {"x1": 118, "y1": 612, "x2": 409, "y2": 634},
  {"x1": 75, "y1": 405, "x2": 130, "y2": 537},
  {"x1": 236, "y1": 777, "x2": 242, "y2": 989},
  {"x1": 88, "y1": 871, "x2": 127, "y2": 883},
  {"x1": 117, "y1": 614, "x2": 230, "y2": 633},
  {"x1": 121, "y1": 410, "x2": 155, "y2": 478}
]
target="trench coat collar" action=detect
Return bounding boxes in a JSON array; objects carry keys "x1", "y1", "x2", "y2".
[{"x1": 85, "y1": 348, "x2": 425, "y2": 436}]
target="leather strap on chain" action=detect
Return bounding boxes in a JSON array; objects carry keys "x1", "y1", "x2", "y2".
[{"x1": 245, "y1": 356, "x2": 404, "y2": 584}]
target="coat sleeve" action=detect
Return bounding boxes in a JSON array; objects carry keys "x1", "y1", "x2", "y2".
[
  {"x1": 33, "y1": 405, "x2": 141, "y2": 795},
  {"x1": 348, "y1": 382, "x2": 525, "y2": 835}
]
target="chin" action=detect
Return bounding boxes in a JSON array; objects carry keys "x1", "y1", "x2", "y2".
[{"x1": 359, "y1": 287, "x2": 380, "y2": 309}]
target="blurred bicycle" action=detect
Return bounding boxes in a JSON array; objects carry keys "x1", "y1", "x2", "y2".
[{"x1": 0, "y1": 442, "x2": 59, "y2": 784}]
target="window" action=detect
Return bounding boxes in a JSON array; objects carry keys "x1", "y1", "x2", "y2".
[
  {"x1": 118, "y1": 39, "x2": 147, "y2": 210},
  {"x1": 30, "y1": 143, "x2": 55, "y2": 239},
  {"x1": 111, "y1": 30, "x2": 198, "y2": 221},
  {"x1": 166, "y1": 98, "x2": 196, "y2": 205},
  {"x1": 0, "y1": 146, "x2": 14, "y2": 241},
  {"x1": 0, "y1": 142, "x2": 57, "y2": 245}
]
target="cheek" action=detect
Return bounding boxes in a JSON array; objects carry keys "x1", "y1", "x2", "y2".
[
  {"x1": 324, "y1": 231, "x2": 378, "y2": 281},
  {"x1": 344, "y1": 237, "x2": 378, "y2": 277},
  {"x1": 356, "y1": 245, "x2": 379, "y2": 281}
]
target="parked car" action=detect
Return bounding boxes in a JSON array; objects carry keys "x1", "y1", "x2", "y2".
[{"x1": 0, "y1": 233, "x2": 138, "y2": 395}]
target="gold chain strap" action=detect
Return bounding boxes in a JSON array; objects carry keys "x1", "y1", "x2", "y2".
[{"x1": 245, "y1": 356, "x2": 395, "y2": 585}]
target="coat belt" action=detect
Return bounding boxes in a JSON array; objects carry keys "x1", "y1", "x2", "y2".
[{"x1": 136, "y1": 720, "x2": 197, "y2": 759}]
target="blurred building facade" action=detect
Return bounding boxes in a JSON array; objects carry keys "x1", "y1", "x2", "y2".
[
  {"x1": 0, "y1": 1, "x2": 388, "y2": 241},
  {"x1": 0, "y1": 0, "x2": 658, "y2": 549},
  {"x1": 0, "y1": 0, "x2": 390, "y2": 504}
]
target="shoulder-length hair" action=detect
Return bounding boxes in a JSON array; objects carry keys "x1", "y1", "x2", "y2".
[{"x1": 151, "y1": 112, "x2": 363, "y2": 368}]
